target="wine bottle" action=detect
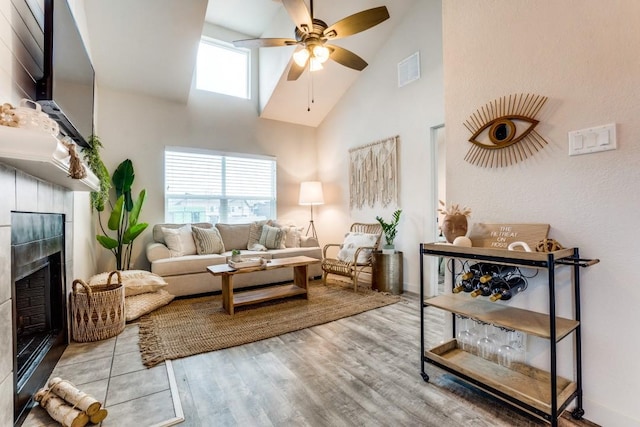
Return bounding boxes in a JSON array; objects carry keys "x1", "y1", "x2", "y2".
[
  {"x1": 470, "y1": 282, "x2": 492, "y2": 298},
  {"x1": 490, "y1": 276, "x2": 527, "y2": 301},
  {"x1": 453, "y1": 277, "x2": 478, "y2": 293}
]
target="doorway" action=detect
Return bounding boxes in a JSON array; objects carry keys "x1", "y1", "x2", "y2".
[{"x1": 428, "y1": 123, "x2": 445, "y2": 297}]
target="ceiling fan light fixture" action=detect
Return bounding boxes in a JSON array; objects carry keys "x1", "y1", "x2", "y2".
[
  {"x1": 293, "y1": 48, "x2": 310, "y2": 67},
  {"x1": 309, "y1": 57, "x2": 324, "y2": 71},
  {"x1": 313, "y1": 45, "x2": 330, "y2": 63}
]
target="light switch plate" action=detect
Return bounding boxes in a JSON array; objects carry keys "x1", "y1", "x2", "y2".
[{"x1": 568, "y1": 123, "x2": 616, "y2": 156}]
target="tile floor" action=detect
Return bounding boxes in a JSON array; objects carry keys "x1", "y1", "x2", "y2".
[{"x1": 22, "y1": 324, "x2": 182, "y2": 427}]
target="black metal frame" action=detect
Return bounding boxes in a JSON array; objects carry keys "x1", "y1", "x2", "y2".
[{"x1": 419, "y1": 244, "x2": 594, "y2": 426}]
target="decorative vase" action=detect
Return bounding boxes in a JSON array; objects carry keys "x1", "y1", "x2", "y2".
[{"x1": 442, "y1": 214, "x2": 468, "y2": 243}]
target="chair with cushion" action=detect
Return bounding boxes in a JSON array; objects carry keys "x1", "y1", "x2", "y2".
[{"x1": 321, "y1": 223, "x2": 383, "y2": 291}]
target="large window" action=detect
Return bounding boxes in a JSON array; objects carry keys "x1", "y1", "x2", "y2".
[
  {"x1": 196, "y1": 37, "x2": 250, "y2": 99},
  {"x1": 165, "y1": 148, "x2": 276, "y2": 224}
]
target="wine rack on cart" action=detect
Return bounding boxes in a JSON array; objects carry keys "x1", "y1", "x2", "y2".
[{"x1": 419, "y1": 243, "x2": 598, "y2": 426}]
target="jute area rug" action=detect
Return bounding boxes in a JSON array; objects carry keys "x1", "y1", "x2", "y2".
[{"x1": 138, "y1": 279, "x2": 401, "y2": 368}]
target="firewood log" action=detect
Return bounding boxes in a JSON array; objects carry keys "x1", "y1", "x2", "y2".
[
  {"x1": 34, "y1": 388, "x2": 89, "y2": 427},
  {"x1": 89, "y1": 408, "x2": 108, "y2": 424},
  {"x1": 48, "y1": 377, "x2": 101, "y2": 416}
]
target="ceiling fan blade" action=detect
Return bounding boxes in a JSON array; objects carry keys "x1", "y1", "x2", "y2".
[
  {"x1": 233, "y1": 38, "x2": 297, "y2": 48},
  {"x1": 282, "y1": 0, "x2": 313, "y2": 35},
  {"x1": 287, "y1": 59, "x2": 306, "y2": 81},
  {"x1": 323, "y1": 6, "x2": 390, "y2": 40},
  {"x1": 328, "y1": 45, "x2": 368, "y2": 71}
]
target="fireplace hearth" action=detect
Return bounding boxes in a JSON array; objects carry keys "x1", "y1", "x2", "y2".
[{"x1": 11, "y1": 212, "x2": 67, "y2": 425}]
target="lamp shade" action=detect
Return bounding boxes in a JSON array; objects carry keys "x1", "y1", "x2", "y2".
[{"x1": 299, "y1": 181, "x2": 324, "y2": 205}]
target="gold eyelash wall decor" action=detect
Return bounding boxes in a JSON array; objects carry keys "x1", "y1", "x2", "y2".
[{"x1": 463, "y1": 93, "x2": 549, "y2": 167}]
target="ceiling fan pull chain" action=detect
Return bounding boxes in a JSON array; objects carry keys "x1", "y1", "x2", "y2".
[{"x1": 307, "y1": 61, "x2": 314, "y2": 112}]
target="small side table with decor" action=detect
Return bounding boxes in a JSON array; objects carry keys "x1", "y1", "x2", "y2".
[{"x1": 372, "y1": 251, "x2": 403, "y2": 294}]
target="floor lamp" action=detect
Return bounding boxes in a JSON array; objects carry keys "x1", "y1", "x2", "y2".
[{"x1": 299, "y1": 181, "x2": 324, "y2": 240}]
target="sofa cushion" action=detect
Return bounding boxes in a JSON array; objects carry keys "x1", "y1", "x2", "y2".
[
  {"x1": 151, "y1": 254, "x2": 228, "y2": 277},
  {"x1": 337, "y1": 232, "x2": 379, "y2": 264},
  {"x1": 192, "y1": 225, "x2": 225, "y2": 255},
  {"x1": 268, "y1": 246, "x2": 322, "y2": 260},
  {"x1": 153, "y1": 222, "x2": 211, "y2": 245},
  {"x1": 215, "y1": 223, "x2": 251, "y2": 251},
  {"x1": 162, "y1": 224, "x2": 197, "y2": 257},
  {"x1": 151, "y1": 251, "x2": 273, "y2": 277},
  {"x1": 259, "y1": 224, "x2": 284, "y2": 249}
]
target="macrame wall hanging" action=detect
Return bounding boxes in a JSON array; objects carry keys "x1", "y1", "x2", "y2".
[
  {"x1": 349, "y1": 135, "x2": 398, "y2": 210},
  {"x1": 463, "y1": 93, "x2": 549, "y2": 167}
]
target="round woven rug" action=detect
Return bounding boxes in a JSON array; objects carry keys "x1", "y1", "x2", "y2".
[{"x1": 138, "y1": 279, "x2": 401, "y2": 367}]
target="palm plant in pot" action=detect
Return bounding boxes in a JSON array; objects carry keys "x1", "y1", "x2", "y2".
[
  {"x1": 376, "y1": 209, "x2": 402, "y2": 254},
  {"x1": 95, "y1": 159, "x2": 148, "y2": 270}
]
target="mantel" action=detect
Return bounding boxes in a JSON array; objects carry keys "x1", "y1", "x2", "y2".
[{"x1": 0, "y1": 126, "x2": 99, "y2": 191}]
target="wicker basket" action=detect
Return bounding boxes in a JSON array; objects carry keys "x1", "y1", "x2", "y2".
[{"x1": 70, "y1": 271, "x2": 125, "y2": 342}]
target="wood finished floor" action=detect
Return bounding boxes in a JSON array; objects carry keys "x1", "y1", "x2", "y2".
[{"x1": 170, "y1": 290, "x2": 597, "y2": 427}]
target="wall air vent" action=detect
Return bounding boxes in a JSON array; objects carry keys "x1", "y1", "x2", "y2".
[{"x1": 398, "y1": 51, "x2": 420, "y2": 88}]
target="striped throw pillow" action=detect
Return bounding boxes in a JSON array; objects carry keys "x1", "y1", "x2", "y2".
[
  {"x1": 258, "y1": 224, "x2": 284, "y2": 249},
  {"x1": 192, "y1": 226, "x2": 226, "y2": 255}
]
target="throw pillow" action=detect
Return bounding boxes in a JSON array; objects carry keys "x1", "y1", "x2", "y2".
[
  {"x1": 162, "y1": 224, "x2": 197, "y2": 257},
  {"x1": 247, "y1": 220, "x2": 268, "y2": 251},
  {"x1": 88, "y1": 270, "x2": 168, "y2": 297},
  {"x1": 258, "y1": 224, "x2": 285, "y2": 249},
  {"x1": 336, "y1": 232, "x2": 379, "y2": 264},
  {"x1": 125, "y1": 290, "x2": 175, "y2": 322},
  {"x1": 192, "y1": 225, "x2": 225, "y2": 255},
  {"x1": 268, "y1": 220, "x2": 303, "y2": 248}
]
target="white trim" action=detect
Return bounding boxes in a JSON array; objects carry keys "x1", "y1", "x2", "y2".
[{"x1": 148, "y1": 360, "x2": 185, "y2": 427}]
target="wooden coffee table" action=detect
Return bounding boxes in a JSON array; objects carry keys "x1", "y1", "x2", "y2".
[{"x1": 207, "y1": 256, "x2": 320, "y2": 315}]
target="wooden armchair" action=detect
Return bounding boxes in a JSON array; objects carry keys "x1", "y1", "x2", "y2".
[{"x1": 321, "y1": 223, "x2": 383, "y2": 292}]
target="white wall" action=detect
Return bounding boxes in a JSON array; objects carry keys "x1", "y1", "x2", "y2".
[
  {"x1": 94, "y1": 86, "x2": 318, "y2": 271},
  {"x1": 316, "y1": 0, "x2": 444, "y2": 293},
  {"x1": 443, "y1": 1, "x2": 640, "y2": 425}
]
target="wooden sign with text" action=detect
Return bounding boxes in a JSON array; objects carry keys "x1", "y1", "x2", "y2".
[{"x1": 469, "y1": 223, "x2": 550, "y2": 250}]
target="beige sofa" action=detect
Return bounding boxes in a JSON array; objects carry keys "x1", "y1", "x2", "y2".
[{"x1": 146, "y1": 222, "x2": 322, "y2": 297}]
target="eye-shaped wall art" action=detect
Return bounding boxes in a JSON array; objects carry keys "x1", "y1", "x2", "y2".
[{"x1": 463, "y1": 93, "x2": 549, "y2": 167}]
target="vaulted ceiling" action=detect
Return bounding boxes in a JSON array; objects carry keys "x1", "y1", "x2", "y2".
[{"x1": 84, "y1": 0, "x2": 416, "y2": 127}]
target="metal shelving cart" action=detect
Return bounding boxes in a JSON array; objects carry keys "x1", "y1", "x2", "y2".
[{"x1": 419, "y1": 243, "x2": 598, "y2": 426}]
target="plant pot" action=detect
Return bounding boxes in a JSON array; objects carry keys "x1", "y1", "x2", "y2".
[
  {"x1": 373, "y1": 251, "x2": 403, "y2": 294},
  {"x1": 382, "y1": 245, "x2": 395, "y2": 255}
]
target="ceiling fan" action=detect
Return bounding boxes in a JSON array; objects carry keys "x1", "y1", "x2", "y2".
[{"x1": 232, "y1": 0, "x2": 390, "y2": 81}]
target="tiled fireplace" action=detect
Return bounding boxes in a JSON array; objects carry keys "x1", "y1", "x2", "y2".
[
  {"x1": 0, "y1": 162, "x2": 75, "y2": 426},
  {"x1": 11, "y1": 212, "x2": 67, "y2": 423}
]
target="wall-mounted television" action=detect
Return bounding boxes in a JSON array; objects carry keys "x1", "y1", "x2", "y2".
[{"x1": 36, "y1": 0, "x2": 95, "y2": 148}]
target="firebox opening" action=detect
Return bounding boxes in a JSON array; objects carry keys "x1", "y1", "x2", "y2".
[{"x1": 11, "y1": 212, "x2": 67, "y2": 426}]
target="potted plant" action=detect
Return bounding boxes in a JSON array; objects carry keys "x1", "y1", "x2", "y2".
[
  {"x1": 95, "y1": 159, "x2": 148, "y2": 270},
  {"x1": 82, "y1": 135, "x2": 111, "y2": 212},
  {"x1": 376, "y1": 209, "x2": 402, "y2": 254}
]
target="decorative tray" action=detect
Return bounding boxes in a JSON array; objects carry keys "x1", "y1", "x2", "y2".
[{"x1": 228, "y1": 258, "x2": 266, "y2": 269}]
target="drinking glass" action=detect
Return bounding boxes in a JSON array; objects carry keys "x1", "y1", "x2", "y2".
[
  {"x1": 476, "y1": 323, "x2": 496, "y2": 360},
  {"x1": 507, "y1": 330, "x2": 526, "y2": 363},
  {"x1": 497, "y1": 343, "x2": 517, "y2": 368}
]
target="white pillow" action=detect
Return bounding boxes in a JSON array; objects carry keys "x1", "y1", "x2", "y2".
[
  {"x1": 88, "y1": 270, "x2": 168, "y2": 297},
  {"x1": 283, "y1": 225, "x2": 304, "y2": 248},
  {"x1": 269, "y1": 220, "x2": 303, "y2": 248},
  {"x1": 337, "y1": 232, "x2": 379, "y2": 264},
  {"x1": 162, "y1": 225, "x2": 197, "y2": 257}
]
